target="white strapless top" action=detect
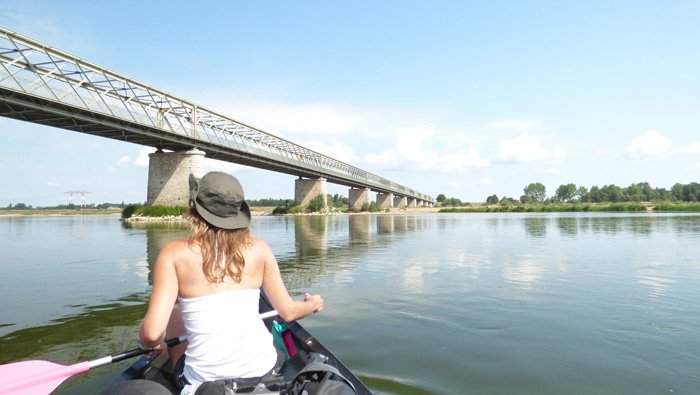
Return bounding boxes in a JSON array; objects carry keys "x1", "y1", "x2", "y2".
[{"x1": 178, "y1": 288, "x2": 276, "y2": 386}]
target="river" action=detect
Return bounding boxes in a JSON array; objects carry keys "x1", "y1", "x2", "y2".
[{"x1": 1, "y1": 212, "x2": 699, "y2": 394}]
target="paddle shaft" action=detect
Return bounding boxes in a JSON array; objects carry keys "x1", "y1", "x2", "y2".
[{"x1": 89, "y1": 335, "x2": 187, "y2": 369}]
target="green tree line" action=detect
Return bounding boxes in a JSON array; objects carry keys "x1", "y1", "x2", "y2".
[{"x1": 489, "y1": 181, "x2": 700, "y2": 205}]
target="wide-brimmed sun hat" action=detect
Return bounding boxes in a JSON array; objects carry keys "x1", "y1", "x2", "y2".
[{"x1": 189, "y1": 172, "x2": 251, "y2": 229}]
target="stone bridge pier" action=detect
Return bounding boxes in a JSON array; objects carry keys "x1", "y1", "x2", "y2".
[
  {"x1": 394, "y1": 195, "x2": 408, "y2": 208},
  {"x1": 147, "y1": 148, "x2": 205, "y2": 205},
  {"x1": 348, "y1": 187, "x2": 371, "y2": 210},
  {"x1": 295, "y1": 177, "x2": 327, "y2": 207},
  {"x1": 376, "y1": 192, "x2": 394, "y2": 209}
]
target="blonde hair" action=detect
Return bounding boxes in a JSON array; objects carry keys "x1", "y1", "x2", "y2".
[{"x1": 185, "y1": 206, "x2": 252, "y2": 283}]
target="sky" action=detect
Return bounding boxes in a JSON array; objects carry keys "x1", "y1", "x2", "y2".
[{"x1": 1, "y1": 0, "x2": 699, "y2": 207}]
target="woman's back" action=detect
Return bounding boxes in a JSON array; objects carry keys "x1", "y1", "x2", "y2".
[{"x1": 168, "y1": 237, "x2": 269, "y2": 299}]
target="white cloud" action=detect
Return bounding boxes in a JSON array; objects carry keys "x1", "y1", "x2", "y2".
[
  {"x1": 449, "y1": 181, "x2": 461, "y2": 188},
  {"x1": 497, "y1": 133, "x2": 566, "y2": 163},
  {"x1": 625, "y1": 130, "x2": 672, "y2": 157},
  {"x1": 364, "y1": 127, "x2": 489, "y2": 173},
  {"x1": 479, "y1": 177, "x2": 493, "y2": 185},
  {"x1": 206, "y1": 97, "x2": 367, "y2": 138},
  {"x1": 198, "y1": 94, "x2": 496, "y2": 175},
  {"x1": 363, "y1": 127, "x2": 433, "y2": 169},
  {"x1": 204, "y1": 159, "x2": 249, "y2": 174},
  {"x1": 439, "y1": 147, "x2": 490, "y2": 172},
  {"x1": 366, "y1": 145, "x2": 490, "y2": 172},
  {"x1": 117, "y1": 155, "x2": 130, "y2": 166},
  {"x1": 678, "y1": 142, "x2": 700, "y2": 155},
  {"x1": 303, "y1": 139, "x2": 360, "y2": 164},
  {"x1": 485, "y1": 119, "x2": 540, "y2": 133},
  {"x1": 47, "y1": 181, "x2": 59, "y2": 187},
  {"x1": 135, "y1": 147, "x2": 157, "y2": 167},
  {"x1": 199, "y1": 93, "x2": 444, "y2": 147},
  {"x1": 364, "y1": 148, "x2": 398, "y2": 167}
]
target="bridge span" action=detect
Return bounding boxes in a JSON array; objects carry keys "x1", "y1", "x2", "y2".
[{"x1": 0, "y1": 27, "x2": 433, "y2": 209}]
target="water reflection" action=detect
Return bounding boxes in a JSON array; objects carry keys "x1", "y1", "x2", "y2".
[
  {"x1": 348, "y1": 214, "x2": 371, "y2": 242},
  {"x1": 122, "y1": 221, "x2": 191, "y2": 285},
  {"x1": 377, "y1": 215, "x2": 394, "y2": 235},
  {"x1": 4, "y1": 212, "x2": 700, "y2": 395},
  {"x1": 514, "y1": 213, "x2": 700, "y2": 239},
  {"x1": 0, "y1": 294, "x2": 146, "y2": 364},
  {"x1": 503, "y1": 256, "x2": 547, "y2": 289},
  {"x1": 636, "y1": 260, "x2": 678, "y2": 299},
  {"x1": 276, "y1": 214, "x2": 434, "y2": 293},
  {"x1": 556, "y1": 216, "x2": 578, "y2": 237},
  {"x1": 523, "y1": 216, "x2": 548, "y2": 238},
  {"x1": 294, "y1": 216, "x2": 328, "y2": 258}
]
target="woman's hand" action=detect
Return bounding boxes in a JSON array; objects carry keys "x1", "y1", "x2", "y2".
[
  {"x1": 304, "y1": 293, "x2": 324, "y2": 314},
  {"x1": 139, "y1": 337, "x2": 166, "y2": 357}
]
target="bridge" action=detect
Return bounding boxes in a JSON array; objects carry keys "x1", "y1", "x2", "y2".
[{"x1": 0, "y1": 27, "x2": 433, "y2": 209}]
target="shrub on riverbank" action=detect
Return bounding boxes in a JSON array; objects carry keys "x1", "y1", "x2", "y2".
[
  {"x1": 272, "y1": 194, "x2": 349, "y2": 215},
  {"x1": 654, "y1": 202, "x2": 700, "y2": 212},
  {"x1": 272, "y1": 202, "x2": 304, "y2": 215},
  {"x1": 587, "y1": 203, "x2": 647, "y2": 211},
  {"x1": 121, "y1": 204, "x2": 187, "y2": 219},
  {"x1": 272, "y1": 200, "x2": 345, "y2": 215}
]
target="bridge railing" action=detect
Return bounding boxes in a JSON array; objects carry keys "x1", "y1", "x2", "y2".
[{"x1": 0, "y1": 27, "x2": 431, "y2": 202}]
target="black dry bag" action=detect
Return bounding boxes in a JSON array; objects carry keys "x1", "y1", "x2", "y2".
[{"x1": 282, "y1": 352, "x2": 357, "y2": 395}]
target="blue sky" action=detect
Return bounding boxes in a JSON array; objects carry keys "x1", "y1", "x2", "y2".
[{"x1": 1, "y1": 1, "x2": 699, "y2": 206}]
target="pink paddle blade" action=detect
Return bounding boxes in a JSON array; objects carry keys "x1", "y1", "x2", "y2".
[{"x1": 0, "y1": 360, "x2": 90, "y2": 395}]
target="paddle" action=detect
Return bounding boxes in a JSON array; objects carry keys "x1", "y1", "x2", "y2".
[
  {"x1": 0, "y1": 335, "x2": 186, "y2": 395},
  {"x1": 0, "y1": 309, "x2": 279, "y2": 395}
]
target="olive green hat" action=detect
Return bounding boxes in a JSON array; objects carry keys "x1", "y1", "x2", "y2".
[{"x1": 189, "y1": 172, "x2": 251, "y2": 229}]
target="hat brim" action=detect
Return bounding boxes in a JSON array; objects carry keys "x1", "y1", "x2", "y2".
[{"x1": 194, "y1": 198, "x2": 251, "y2": 230}]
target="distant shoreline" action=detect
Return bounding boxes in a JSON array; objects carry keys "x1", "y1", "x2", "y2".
[
  {"x1": 0, "y1": 209, "x2": 122, "y2": 217},
  {"x1": 0, "y1": 206, "x2": 442, "y2": 218},
  {"x1": 3, "y1": 203, "x2": 698, "y2": 218}
]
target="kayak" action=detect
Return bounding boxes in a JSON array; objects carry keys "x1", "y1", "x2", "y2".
[{"x1": 103, "y1": 295, "x2": 372, "y2": 394}]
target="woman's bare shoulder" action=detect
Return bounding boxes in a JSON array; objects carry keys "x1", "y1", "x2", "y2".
[
  {"x1": 249, "y1": 234, "x2": 266, "y2": 245},
  {"x1": 159, "y1": 239, "x2": 194, "y2": 257},
  {"x1": 249, "y1": 235, "x2": 273, "y2": 255}
]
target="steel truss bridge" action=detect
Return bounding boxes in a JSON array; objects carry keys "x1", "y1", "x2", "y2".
[{"x1": 0, "y1": 27, "x2": 432, "y2": 203}]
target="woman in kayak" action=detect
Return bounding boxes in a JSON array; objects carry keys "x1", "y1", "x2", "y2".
[{"x1": 138, "y1": 171, "x2": 323, "y2": 394}]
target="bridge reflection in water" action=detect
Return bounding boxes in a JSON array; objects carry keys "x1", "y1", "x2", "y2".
[{"x1": 122, "y1": 214, "x2": 432, "y2": 289}]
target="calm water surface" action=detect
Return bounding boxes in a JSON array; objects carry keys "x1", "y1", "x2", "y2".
[{"x1": 1, "y1": 212, "x2": 699, "y2": 394}]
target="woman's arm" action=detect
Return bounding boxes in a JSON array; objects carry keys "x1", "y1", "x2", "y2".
[
  {"x1": 259, "y1": 239, "x2": 323, "y2": 322},
  {"x1": 139, "y1": 241, "x2": 181, "y2": 349}
]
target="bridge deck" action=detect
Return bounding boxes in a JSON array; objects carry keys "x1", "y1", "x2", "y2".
[{"x1": 0, "y1": 27, "x2": 431, "y2": 202}]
